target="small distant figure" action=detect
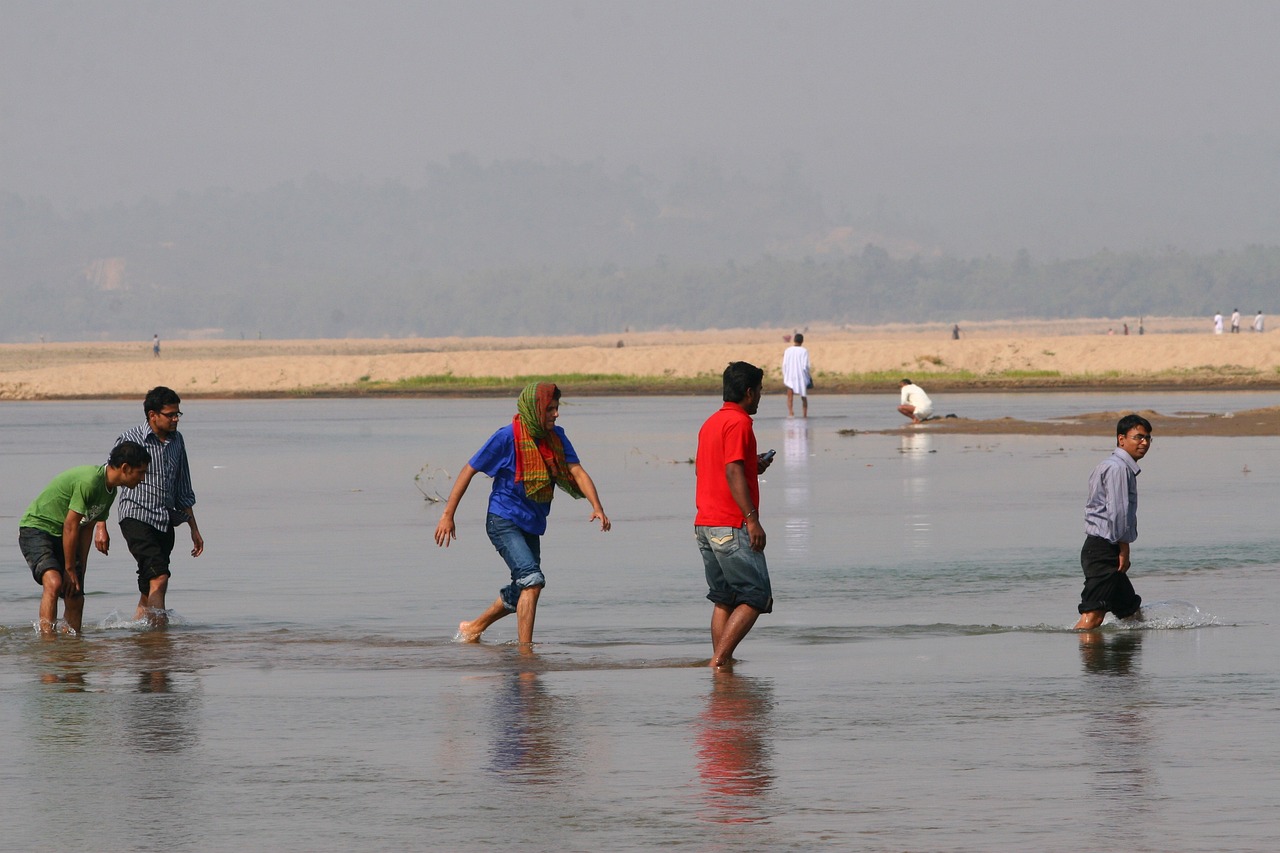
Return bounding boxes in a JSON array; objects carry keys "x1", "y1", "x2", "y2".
[
  {"x1": 152, "y1": 334, "x2": 160, "y2": 357},
  {"x1": 1075, "y1": 414, "x2": 1152, "y2": 630},
  {"x1": 1231, "y1": 309, "x2": 1241, "y2": 333},
  {"x1": 695, "y1": 362, "x2": 774, "y2": 669},
  {"x1": 1123, "y1": 323, "x2": 1129, "y2": 336},
  {"x1": 897, "y1": 378, "x2": 934, "y2": 425},
  {"x1": 781, "y1": 333, "x2": 811, "y2": 418},
  {"x1": 434, "y1": 382, "x2": 610, "y2": 646},
  {"x1": 952, "y1": 324, "x2": 961, "y2": 340},
  {"x1": 1213, "y1": 312, "x2": 1224, "y2": 335},
  {"x1": 1138, "y1": 317, "x2": 1145, "y2": 335},
  {"x1": 1254, "y1": 310, "x2": 1265, "y2": 333},
  {"x1": 19, "y1": 442, "x2": 150, "y2": 635}
]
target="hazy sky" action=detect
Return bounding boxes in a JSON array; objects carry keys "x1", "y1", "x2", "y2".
[{"x1": 5, "y1": 0, "x2": 1280, "y2": 254}]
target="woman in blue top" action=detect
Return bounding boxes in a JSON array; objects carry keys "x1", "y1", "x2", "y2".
[{"x1": 434, "y1": 382, "x2": 610, "y2": 645}]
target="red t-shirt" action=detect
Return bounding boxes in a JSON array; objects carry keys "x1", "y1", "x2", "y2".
[{"x1": 695, "y1": 402, "x2": 759, "y2": 527}]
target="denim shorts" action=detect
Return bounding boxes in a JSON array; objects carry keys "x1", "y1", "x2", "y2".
[
  {"x1": 696, "y1": 525, "x2": 773, "y2": 614},
  {"x1": 486, "y1": 514, "x2": 545, "y2": 612},
  {"x1": 19, "y1": 527, "x2": 67, "y2": 585}
]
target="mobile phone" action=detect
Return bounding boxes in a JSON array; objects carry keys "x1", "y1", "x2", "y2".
[{"x1": 761, "y1": 449, "x2": 776, "y2": 462}]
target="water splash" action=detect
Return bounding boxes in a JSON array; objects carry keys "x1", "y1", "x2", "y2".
[
  {"x1": 1106, "y1": 600, "x2": 1221, "y2": 630},
  {"x1": 97, "y1": 609, "x2": 184, "y2": 631}
]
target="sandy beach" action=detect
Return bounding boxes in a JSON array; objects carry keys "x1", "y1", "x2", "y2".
[{"x1": 2, "y1": 317, "x2": 1279, "y2": 433}]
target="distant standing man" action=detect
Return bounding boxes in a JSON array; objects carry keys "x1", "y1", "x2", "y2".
[
  {"x1": 152, "y1": 334, "x2": 160, "y2": 357},
  {"x1": 1213, "y1": 312, "x2": 1224, "y2": 334},
  {"x1": 1254, "y1": 310, "x2": 1265, "y2": 333},
  {"x1": 435, "y1": 382, "x2": 610, "y2": 645},
  {"x1": 781, "y1": 333, "x2": 811, "y2": 418},
  {"x1": 1231, "y1": 309, "x2": 1241, "y2": 333},
  {"x1": 695, "y1": 361, "x2": 775, "y2": 669},
  {"x1": 96, "y1": 386, "x2": 204, "y2": 626},
  {"x1": 20, "y1": 442, "x2": 150, "y2": 635},
  {"x1": 1074, "y1": 414, "x2": 1152, "y2": 630},
  {"x1": 897, "y1": 378, "x2": 934, "y2": 425}
]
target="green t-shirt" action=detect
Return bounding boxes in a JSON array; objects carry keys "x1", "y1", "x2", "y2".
[{"x1": 20, "y1": 465, "x2": 117, "y2": 537}]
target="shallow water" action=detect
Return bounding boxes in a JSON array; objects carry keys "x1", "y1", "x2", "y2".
[{"x1": 2, "y1": 393, "x2": 1279, "y2": 851}]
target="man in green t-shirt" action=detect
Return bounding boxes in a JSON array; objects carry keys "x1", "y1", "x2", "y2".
[{"x1": 18, "y1": 442, "x2": 150, "y2": 635}]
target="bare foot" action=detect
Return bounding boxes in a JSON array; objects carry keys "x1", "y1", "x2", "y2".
[{"x1": 455, "y1": 621, "x2": 482, "y2": 643}]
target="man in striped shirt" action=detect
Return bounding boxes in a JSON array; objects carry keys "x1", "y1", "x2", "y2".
[{"x1": 95, "y1": 386, "x2": 204, "y2": 626}]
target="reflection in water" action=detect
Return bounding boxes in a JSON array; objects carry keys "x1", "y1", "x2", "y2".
[
  {"x1": 696, "y1": 673, "x2": 775, "y2": 824},
  {"x1": 32, "y1": 640, "x2": 96, "y2": 749},
  {"x1": 1078, "y1": 632, "x2": 1154, "y2": 825},
  {"x1": 487, "y1": 668, "x2": 569, "y2": 784},
  {"x1": 900, "y1": 432, "x2": 934, "y2": 551},
  {"x1": 782, "y1": 422, "x2": 812, "y2": 560},
  {"x1": 124, "y1": 631, "x2": 200, "y2": 754}
]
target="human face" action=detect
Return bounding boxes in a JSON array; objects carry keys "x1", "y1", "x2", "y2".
[
  {"x1": 148, "y1": 406, "x2": 182, "y2": 437},
  {"x1": 108, "y1": 462, "x2": 149, "y2": 490},
  {"x1": 743, "y1": 384, "x2": 762, "y2": 415},
  {"x1": 546, "y1": 401, "x2": 560, "y2": 426},
  {"x1": 1118, "y1": 428, "x2": 1152, "y2": 461},
  {"x1": 121, "y1": 463, "x2": 149, "y2": 488}
]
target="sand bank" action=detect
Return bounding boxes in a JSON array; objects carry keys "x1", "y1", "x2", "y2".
[{"x1": 2, "y1": 318, "x2": 1278, "y2": 406}]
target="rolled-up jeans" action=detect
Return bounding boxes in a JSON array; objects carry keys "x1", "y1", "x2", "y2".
[{"x1": 487, "y1": 514, "x2": 545, "y2": 611}]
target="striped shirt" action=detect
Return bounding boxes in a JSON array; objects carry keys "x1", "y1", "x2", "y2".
[
  {"x1": 112, "y1": 422, "x2": 196, "y2": 532},
  {"x1": 1083, "y1": 447, "x2": 1140, "y2": 543}
]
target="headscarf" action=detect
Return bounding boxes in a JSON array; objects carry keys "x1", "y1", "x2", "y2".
[{"x1": 512, "y1": 382, "x2": 584, "y2": 503}]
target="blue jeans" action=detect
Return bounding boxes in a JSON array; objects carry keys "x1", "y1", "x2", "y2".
[{"x1": 487, "y1": 514, "x2": 545, "y2": 612}]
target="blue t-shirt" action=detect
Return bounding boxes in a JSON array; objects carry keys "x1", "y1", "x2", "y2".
[{"x1": 469, "y1": 423, "x2": 580, "y2": 536}]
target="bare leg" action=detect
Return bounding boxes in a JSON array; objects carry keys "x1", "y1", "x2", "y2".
[
  {"x1": 897, "y1": 404, "x2": 918, "y2": 423},
  {"x1": 63, "y1": 589, "x2": 86, "y2": 636},
  {"x1": 516, "y1": 586, "x2": 542, "y2": 645},
  {"x1": 38, "y1": 571, "x2": 63, "y2": 636},
  {"x1": 458, "y1": 597, "x2": 510, "y2": 642},
  {"x1": 1074, "y1": 610, "x2": 1105, "y2": 630},
  {"x1": 801, "y1": 396, "x2": 808, "y2": 418},
  {"x1": 786, "y1": 388, "x2": 795, "y2": 417},
  {"x1": 709, "y1": 603, "x2": 761, "y2": 668},
  {"x1": 135, "y1": 574, "x2": 170, "y2": 627}
]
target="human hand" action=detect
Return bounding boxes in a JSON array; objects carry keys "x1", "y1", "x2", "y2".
[
  {"x1": 434, "y1": 515, "x2": 457, "y2": 547},
  {"x1": 94, "y1": 524, "x2": 110, "y2": 555},
  {"x1": 590, "y1": 509, "x2": 611, "y2": 532}
]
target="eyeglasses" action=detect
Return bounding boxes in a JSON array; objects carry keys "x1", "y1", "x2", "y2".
[
  {"x1": 1125, "y1": 433, "x2": 1152, "y2": 444},
  {"x1": 156, "y1": 410, "x2": 183, "y2": 420}
]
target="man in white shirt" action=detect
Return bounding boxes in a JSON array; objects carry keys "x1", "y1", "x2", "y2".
[{"x1": 897, "y1": 379, "x2": 933, "y2": 425}]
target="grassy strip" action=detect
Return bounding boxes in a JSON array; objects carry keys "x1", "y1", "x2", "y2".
[{"x1": 302, "y1": 365, "x2": 1280, "y2": 397}]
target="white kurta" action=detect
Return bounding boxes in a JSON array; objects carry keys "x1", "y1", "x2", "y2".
[{"x1": 782, "y1": 345, "x2": 811, "y2": 396}]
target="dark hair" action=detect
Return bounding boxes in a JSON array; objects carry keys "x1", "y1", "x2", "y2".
[
  {"x1": 108, "y1": 440, "x2": 151, "y2": 469},
  {"x1": 722, "y1": 361, "x2": 764, "y2": 402},
  {"x1": 1116, "y1": 413, "x2": 1152, "y2": 437},
  {"x1": 793, "y1": 333, "x2": 804, "y2": 345},
  {"x1": 144, "y1": 386, "x2": 181, "y2": 415},
  {"x1": 900, "y1": 378, "x2": 913, "y2": 386}
]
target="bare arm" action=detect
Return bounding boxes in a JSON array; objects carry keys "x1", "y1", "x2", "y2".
[
  {"x1": 566, "y1": 463, "x2": 610, "y2": 531},
  {"x1": 725, "y1": 460, "x2": 765, "y2": 552},
  {"x1": 182, "y1": 509, "x2": 204, "y2": 557},
  {"x1": 434, "y1": 463, "x2": 480, "y2": 547},
  {"x1": 62, "y1": 511, "x2": 88, "y2": 596}
]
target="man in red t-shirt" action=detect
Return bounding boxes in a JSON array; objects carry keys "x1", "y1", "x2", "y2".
[{"x1": 695, "y1": 361, "x2": 775, "y2": 668}]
